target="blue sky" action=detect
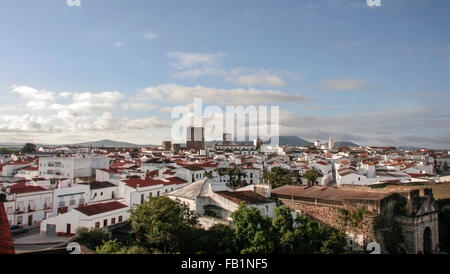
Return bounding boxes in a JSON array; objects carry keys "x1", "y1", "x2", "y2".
[{"x1": 0, "y1": 0, "x2": 449, "y2": 148}]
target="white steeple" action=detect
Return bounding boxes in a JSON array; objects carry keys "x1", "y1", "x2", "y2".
[{"x1": 328, "y1": 136, "x2": 333, "y2": 150}]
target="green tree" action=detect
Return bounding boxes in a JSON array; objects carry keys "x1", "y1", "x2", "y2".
[
  {"x1": 232, "y1": 168, "x2": 246, "y2": 188},
  {"x1": 263, "y1": 167, "x2": 295, "y2": 188},
  {"x1": 303, "y1": 167, "x2": 324, "y2": 186},
  {"x1": 74, "y1": 227, "x2": 109, "y2": 250},
  {"x1": 201, "y1": 224, "x2": 236, "y2": 254},
  {"x1": 95, "y1": 239, "x2": 125, "y2": 254},
  {"x1": 21, "y1": 143, "x2": 36, "y2": 153},
  {"x1": 129, "y1": 196, "x2": 198, "y2": 253},
  {"x1": 320, "y1": 230, "x2": 347, "y2": 254},
  {"x1": 0, "y1": 148, "x2": 15, "y2": 154},
  {"x1": 231, "y1": 203, "x2": 276, "y2": 253}
]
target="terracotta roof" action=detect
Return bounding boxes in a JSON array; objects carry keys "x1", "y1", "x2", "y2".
[
  {"x1": 89, "y1": 181, "x2": 117, "y2": 190},
  {"x1": 22, "y1": 166, "x2": 38, "y2": 171},
  {"x1": 182, "y1": 165, "x2": 205, "y2": 171},
  {"x1": 407, "y1": 173, "x2": 431, "y2": 178},
  {"x1": 272, "y1": 185, "x2": 392, "y2": 202},
  {"x1": 74, "y1": 201, "x2": 128, "y2": 216},
  {"x1": 215, "y1": 191, "x2": 274, "y2": 205},
  {"x1": 0, "y1": 202, "x2": 15, "y2": 254},
  {"x1": 125, "y1": 176, "x2": 164, "y2": 189},
  {"x1": 164, "y1": 177, "x2": 187, "y2": 185},
  {"x1": 9, "y1": 183, "x2": 47, "y2": 194}
]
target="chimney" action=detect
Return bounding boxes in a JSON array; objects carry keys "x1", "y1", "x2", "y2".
[{"x1": 136, "y1": 184, "x2": 140, "y2": 191}]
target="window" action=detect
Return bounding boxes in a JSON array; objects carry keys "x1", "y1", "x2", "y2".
[
  {"x1": 69, "y1": 199, "x2": 76, "y2": 206},
  {"x1": 157, "y1": 191, "x2": 160, "y2": 196},
  {"x1": 100, "y1": 192, "x2": 103, "y2": 196},
  {"x1": 44, "y1": 198, "x2": 51, "y2": 209},
  {"x1": 79, "y1": 198, "x2": 85, "y2": 205},
  {"x1": 17, "y1": 216, "x2": 23, "y2": 225},
  {"x1": 118, "y1": 216, "x2": 123, "y2": 222},
  {"x1": 18, "y1": 201, "x2": 24, "y2": 212},
  {"x1": 141, "y1": 194, "x2": 144, "y2": 204},
  {"x1": 149, "y1": 192, "x2": 153, "y2": 197},
  {"x1": 103, "y1": 219, "x2": 108, "y2": 227},
  {"x1": 111, "y1": 218, "x2": 116, "y2": 225},
  {"x1": 28, "y1": 200, "x2": 35, "y2": 211},
  {"x1": 59, "y1": 201, "x2": 66, "y2": 207},
  {"x1": 7, "y1": 206, "x2": 13, "y2": 214},
  {"x1": 95, "y1": 222, "x2": 100, "y2": 228}
]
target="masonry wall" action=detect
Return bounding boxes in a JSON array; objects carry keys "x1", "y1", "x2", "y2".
[{"x1": 279, "y1": 198, "x2": 379, "y2": 246}]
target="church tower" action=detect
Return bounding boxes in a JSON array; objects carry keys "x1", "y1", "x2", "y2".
[{"x1": 328, "y1": 136, "x2": 333, "y2": 150}]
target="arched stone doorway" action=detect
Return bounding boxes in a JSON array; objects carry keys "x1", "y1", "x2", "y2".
[{"x1": 423, "y1": 227, "x2": 432, "y2": 254}]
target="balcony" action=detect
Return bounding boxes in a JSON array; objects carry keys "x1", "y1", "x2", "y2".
[{"x1": 15, "y1": 208, "x2": 25, "y2": 214}]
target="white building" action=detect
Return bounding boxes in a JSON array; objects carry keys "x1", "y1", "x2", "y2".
[
  {"x1": 166, "y1": 178, "x2": 276, "y2": 222},
  {"x1": 52, "y1": 184, "x2": 90, "y2": 217},
  {"x1": 39, "y1": 156, "x2": 111, "y2": 181},
  {"x1": 2, "y1": 183, "x2": 53, "y2": 226},
  {"x1": 40, "y1": 201, "x2": 129, "y2": 236}
]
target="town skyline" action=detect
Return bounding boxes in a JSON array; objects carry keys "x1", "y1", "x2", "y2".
[{"x1": 1, "y1": 0, "x2": 450, "y2": 148}]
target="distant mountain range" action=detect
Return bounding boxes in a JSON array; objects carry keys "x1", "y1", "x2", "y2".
[
  {"x1": 207, "y1": 136, "x2": 358, "y2": 147},
  {"x1": 0, "y1": 137, "x2": 406, "y2": 149},
  {"x1": 0, "y1": 137, "x2": 360, "y2": 148},
  {"x1": 72, "y1": 139, "x2": 151, "y2": 148}
]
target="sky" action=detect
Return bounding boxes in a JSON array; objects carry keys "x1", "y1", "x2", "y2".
[{"x1": 0, "y1": 0, "x2": 449, "y2": 148}]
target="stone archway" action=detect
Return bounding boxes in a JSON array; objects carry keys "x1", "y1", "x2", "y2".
[{"x1": 423, "y1": 227, "x2": 432, "y2": 254}]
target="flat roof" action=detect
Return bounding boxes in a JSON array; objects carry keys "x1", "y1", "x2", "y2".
[
  {"x1": 272, "y1": 185, "x2": 392, "y2": 202},
  {"x1": 215, "y1": 191, "x2": 274, "y2": 205}
]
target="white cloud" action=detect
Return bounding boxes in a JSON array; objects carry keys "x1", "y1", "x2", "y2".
[
  {"x1": 142, "y1": 84, "x2": 309, "y2": 105},
  {"x1": 167, "y1": 52, "x2": 291, "y2": 87},
  {"x1": 142, "y1": 32, "x2": 159, "y2": 40},
  {"x1": 94, "y1": 112, "x2": 122, "y2": 130},
  {"x1": 126, "y1": 116, "x2": 171, "y2": 129},
  {"x1": 319, "y1": 77, "x2": 366, "y2": 91},
  {"x1": 233, "y1": 73, "x2": 286, "y2": 87},
  {"x1": 167, "y1": 52, "x2": 226, "y2": 69},
  {"x1": 113, "y1": 41, "x2": 124, "y2": 48},
  {"x1": 68, "y1": 91, "x2": 124, "y2": 112},
  {"x1": 122, "y1": 101, "x2": 157, "y2": 111},
  {"x1": 11, "y1": 85, "x2": 56, "y2": 102}
]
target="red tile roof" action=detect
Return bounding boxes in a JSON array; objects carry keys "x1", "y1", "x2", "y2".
[
  {"x1": 165, "y1": 177, "x2": 187, "y2": 185},
  {"x1": 125, "y1": 176, "x2": 164, "y2": 189},
  {"x1": 74, "y1": 201, "x2": 128, "y2": 216},
  {"x1": 22, "y1": 166, "x2": 38, "y2": 171},
  {"x1": 9, "y1": 183, "x2": 47, "y2": 194},
  {"x1": 215, "y1": 191, "x2": 274, "y2": 205},
  {"x1": 272, "y1": 185, "x2": 392, "y2": 202},
  {"x1": 0, "y1": 202, "x2": 15, "y2": 254}
]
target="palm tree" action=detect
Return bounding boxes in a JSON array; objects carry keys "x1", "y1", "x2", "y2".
[
  {"x1": 303, "y1": 167, "x2": 324, "y2": 186},
  {"x1": 233, "y1": 168, "x2": 246, "y2": 188},
  {"x1": 263, "y1": 167, "x2": 294, "y2": 188}
]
